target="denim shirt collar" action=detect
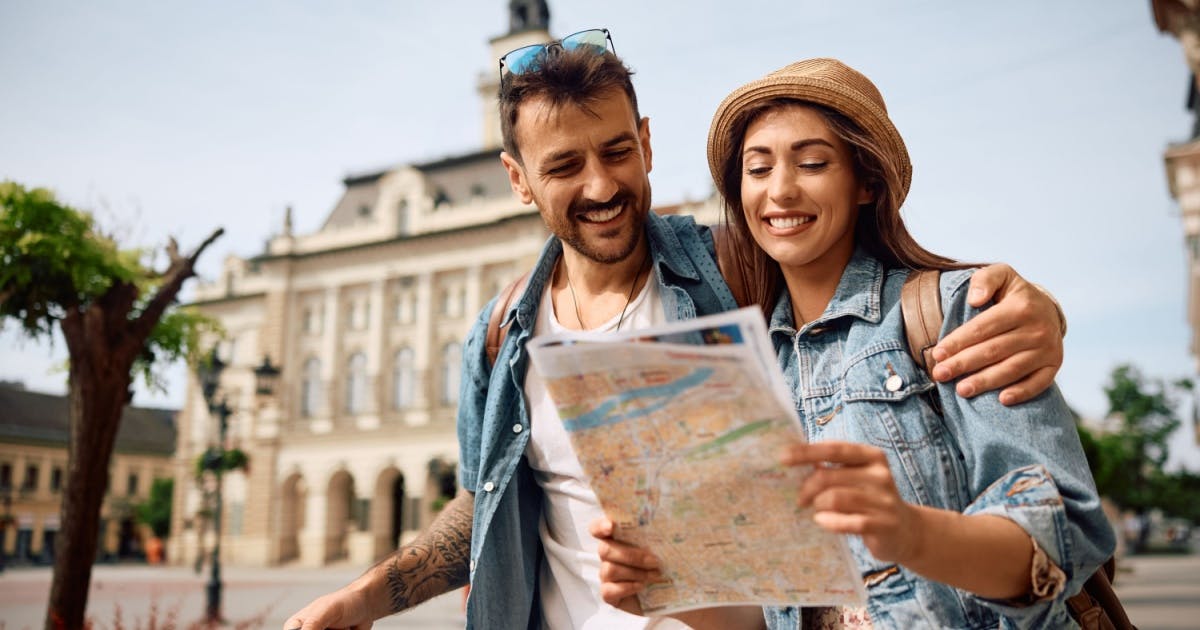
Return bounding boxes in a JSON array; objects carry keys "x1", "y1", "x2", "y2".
[
  {"x1": 768, "y1": 247, "x2": 886, "y2": 334},
  {"x1": 504, "y1": 212, "x2": 704, "y2": 334}
]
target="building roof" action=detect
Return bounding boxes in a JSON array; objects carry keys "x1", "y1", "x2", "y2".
[{"x1": 0, "y1": 384, "x2": 177, "y2": 456}]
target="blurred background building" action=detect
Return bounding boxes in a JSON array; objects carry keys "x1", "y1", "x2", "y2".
[
  {"x1": 170, "y1": 0, "x2": 718, "y2": 568},
  {"x1": 0, "y1": 382, "x2": 176, "y2": 566},
  {"x1": 1153, "y1": 0, "x2": 1200, "y2": 447}
]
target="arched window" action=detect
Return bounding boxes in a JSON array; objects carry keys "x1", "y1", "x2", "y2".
[
  {"x1": 440, "y1": 342, "x2": 461, "y2": 405},
  {"x1": 300, "y1": 358, "x2": 322, "y2": 417},
  {"x1": 392, "y1": 348, "x2": 416, "y2": 410},
  {"x1": 345, "y1": 353, "x2": 368, "y2": 414}
]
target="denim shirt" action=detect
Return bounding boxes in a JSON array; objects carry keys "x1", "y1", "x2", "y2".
[
  {"x1": 456, "y1": 212, "x2": 739, "y2": 629},
  {"x1": 762, "y1": 250, "x2": 1114, "y2": 630}
]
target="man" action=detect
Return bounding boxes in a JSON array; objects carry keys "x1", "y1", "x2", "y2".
[{"x1": 285, "y1": 32, "x2": 1065, "y2": 630}]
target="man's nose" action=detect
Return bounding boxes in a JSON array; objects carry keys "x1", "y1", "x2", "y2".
[{"x1": 580, "y1": 159, "x2": 619, "y2": 203}]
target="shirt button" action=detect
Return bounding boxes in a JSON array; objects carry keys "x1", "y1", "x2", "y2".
[
  {"x1": 885, "y1": 374, "x2": 903, "y2": 392},
  {"x1": 512, "y1": 424, "x2": 523, "y2": 433},
  {"x1": 483, "y1": 481, "x2": 495, "y2": 492}
]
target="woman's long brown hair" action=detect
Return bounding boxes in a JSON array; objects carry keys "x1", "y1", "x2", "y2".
[{"x1": 716, "y1": 98, "x2": 974, "y2": 315}]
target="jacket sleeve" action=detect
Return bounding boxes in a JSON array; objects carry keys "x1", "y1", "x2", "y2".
[
  {"x1": 934, "y1": 270, "x2": 1115, "y2": 627},
  {"x1": 456, "y1": 299, "x2": 496, "y2": 494}
]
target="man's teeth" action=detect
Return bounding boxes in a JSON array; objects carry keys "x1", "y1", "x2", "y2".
[
  {"x1": 767, "y1": 216, "x2": 815, "y2": 229},
  {"x1": 581, "y1": 207, "x2": 622, "y2": 223}
]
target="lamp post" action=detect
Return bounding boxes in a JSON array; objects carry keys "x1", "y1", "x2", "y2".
[{"x1": 195, "y1": 350, "x2": 280, "y2": 623}]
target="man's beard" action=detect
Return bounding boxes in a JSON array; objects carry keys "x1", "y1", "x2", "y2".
[{"x1": 552, "y1": 187, "x2": 650, "y2": 264}]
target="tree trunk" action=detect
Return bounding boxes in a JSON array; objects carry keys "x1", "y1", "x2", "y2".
[{"x1": 45, "y1": 317, "x2": 136, "y2": 630}]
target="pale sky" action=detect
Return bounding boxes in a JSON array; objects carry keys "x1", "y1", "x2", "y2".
[{"x1": 1, "y1": 1, "x2": 1197, "y2": 467}]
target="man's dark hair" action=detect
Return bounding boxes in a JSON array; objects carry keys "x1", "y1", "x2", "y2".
[{"x1": 499, "y1": 46, "x2": 640, "y2": 162}]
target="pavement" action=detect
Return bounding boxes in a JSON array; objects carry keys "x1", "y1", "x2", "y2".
[{"x1": 0, "y1": 553, "x2": 1196, "y2": 629}]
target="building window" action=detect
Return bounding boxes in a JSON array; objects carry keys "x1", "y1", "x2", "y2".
[
  {"x1": 439, "y1": 286, "x2": 464, "y2": 318},
  {"x1": 440, "y1": 342, "x2": 462, "y2": 405},
  {"x1": 50, "y1": 467, "x2": 63, "y2": 493},
  {"x1": 392, "y1": 348, "x2": 416, "y2": 410},
  {"x1": 0, "y1": 462, "x2": 11, "y2": 490},
  {"x1": 358, "y1": 204, "x2": 372, "y2": 217},
  {"x1": 345, "y1": 353, "x2": 368, "y2": 414},
  {"x1": 301, "y1": 358, "x2": 322, "y2": 418},
  {"x1": 22, "y1": 464, "x2": 38, "y2": 492},
  {"x1": 127, "y1": 472, "x2": 139, "y2": 497},
  {"x1": 397, "y1": 199, "x2": 409, "y2": 235},
  {"x1": 470, "y1": 183, "x2": 486, "y2": 200},
  {"x1": 433, "y1": 189, "x2": 451, "y2": 209}
]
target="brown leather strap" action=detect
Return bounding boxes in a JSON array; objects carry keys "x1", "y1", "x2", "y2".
[
  {"x1": 900, "y1": 269, "x2": 943, "y2": 374},
  {"x1": 1066, "y1": 557, "x2": 1135, "y2": 630},
  {"x1": 710, "y1": 223, "x2": 750, "y2": 308},
  {"x1": 485, "y1": 271, "x2": 530, "y2": 368}
]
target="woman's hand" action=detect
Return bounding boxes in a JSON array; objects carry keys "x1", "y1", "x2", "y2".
[
  {"x1": 589, "y1": 517, "x2": 661, "y2": 613},
  {"x1": 782, "y1": 442, "x2": 923, "y2": 564}
]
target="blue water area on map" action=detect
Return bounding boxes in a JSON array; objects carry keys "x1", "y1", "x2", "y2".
[{"x1": 561, "y1": 367, "x2": 715, "y2": 432}]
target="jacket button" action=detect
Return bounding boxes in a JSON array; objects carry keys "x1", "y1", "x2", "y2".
[
  {"x1": 513, "y1": 424, "x2": 523, "y2": 433},
  {"x1": 483, "y1": 481, "x2": 495, "y2": 492},
  {"x1": 885, "y1": 374, "x2": 903, "y2": 392}
]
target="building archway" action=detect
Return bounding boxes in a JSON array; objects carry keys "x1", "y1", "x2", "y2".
[
  {"x1": 371, "y1": 467, "x2": 405, "y2": 561},
  {"x1": 278, "y1": 473, "x2": 306, "y2": 564},
  {"x1": 325, "y1": 470, "x2": 356, "y2": 563}
]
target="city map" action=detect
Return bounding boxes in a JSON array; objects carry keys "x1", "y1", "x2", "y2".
[{"x1": 527, "y1": 308, "x2": 866, "y2": 615}]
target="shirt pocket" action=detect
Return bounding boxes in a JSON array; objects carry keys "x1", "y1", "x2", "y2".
[{"x1": 837, "y1": 345, "x2": 962, "y2": 510}]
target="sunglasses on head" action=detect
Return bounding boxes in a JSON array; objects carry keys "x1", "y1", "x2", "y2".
[{"x1": 498, "y1": 28, "x2": 615, "y2": 88}]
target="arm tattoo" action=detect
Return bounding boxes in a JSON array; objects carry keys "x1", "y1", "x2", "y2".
[{"x1": 385, "y1": 493, "x2": 473, "y2": 613}]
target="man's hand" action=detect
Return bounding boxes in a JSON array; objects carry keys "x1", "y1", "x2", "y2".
[
  {"x1": 930, "y1": 263, "x2": 1065, "y2": 405},
  {"x1": 283, "y1": 584, "x2": 377, "y2": 630}
]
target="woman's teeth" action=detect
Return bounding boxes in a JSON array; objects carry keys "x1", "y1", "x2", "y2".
[{"x1": 766, "y1": 215, "x2": 814, "y2": 229}]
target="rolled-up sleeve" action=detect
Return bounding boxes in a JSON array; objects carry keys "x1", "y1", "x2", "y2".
[{"x1": 937, "y1": 271, "x2": 1115, "y2": 626}]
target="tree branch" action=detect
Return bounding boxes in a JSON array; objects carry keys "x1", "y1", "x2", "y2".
[{"x1": 126, "y1": 227, "x2": 224, "y2": 348}]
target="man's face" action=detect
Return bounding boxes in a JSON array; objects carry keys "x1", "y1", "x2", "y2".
[{"x1": 500, "y1": 88, "x2": 653, "y2": 264}]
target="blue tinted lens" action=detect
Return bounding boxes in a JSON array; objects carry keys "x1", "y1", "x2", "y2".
[
  {"x1": 561, "y1": 29, "x2": 608, "y2": 54},
  {"x1": 504, "y1": 44, "x2": 545, "y2": 75}
]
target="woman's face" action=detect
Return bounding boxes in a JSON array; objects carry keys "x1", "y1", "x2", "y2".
[{"x1": 739, "y1": 104, "x2": 871, "y2": 282}]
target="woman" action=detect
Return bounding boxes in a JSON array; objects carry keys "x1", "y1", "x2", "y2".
[{"x1": 594, "y1": 58, "x2": 1114, "y2": 629}]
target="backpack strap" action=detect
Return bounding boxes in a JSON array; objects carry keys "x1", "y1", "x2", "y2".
[
  {"x1": 485, "y1": 271, "x2": 530, "y2": 368},
  {"x1": 900, "y1": 269, "x2": 943, "y2": 374}
]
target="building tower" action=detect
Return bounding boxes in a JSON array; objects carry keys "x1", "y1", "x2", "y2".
[{"x1": 478, "y1": 0, "x2": 552, "y2": 149}]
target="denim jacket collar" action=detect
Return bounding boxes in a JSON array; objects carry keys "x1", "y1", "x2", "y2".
[
  {"x1": 504, "y1": 212, "x2": 704, "y2": 334},
  {"x1": 768, "y1": 247, "x2": 886, "y2": 334}
]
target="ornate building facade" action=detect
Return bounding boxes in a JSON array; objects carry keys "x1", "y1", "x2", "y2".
[{"x1": 169, "y1": 2, "x2": 720, "y2": 568}]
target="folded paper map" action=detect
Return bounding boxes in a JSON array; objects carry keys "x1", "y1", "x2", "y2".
[{"x1": 527, "y1": 307, "x2": 866, "y2": 615}]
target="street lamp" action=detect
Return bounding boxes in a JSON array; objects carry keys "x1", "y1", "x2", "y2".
[
  {"x1": 194, "y1": 350, "x2": 280, "y2": 623},
  {"x1": 196, "y1": 348, "x2": 229, "y2": 623}
]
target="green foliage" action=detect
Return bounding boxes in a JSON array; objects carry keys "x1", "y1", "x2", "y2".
[
  {"x1": 1082, "y1": 364, "x2": 1198, "y2": 525},
  {"x1": 0, "y1": 182, "x2": 138, "y2": 336},
  {"x1": 194, "y1": 447, "x2": 250, "y2": 479},
  {"x1": 0, "y1": 181, "x2": 222, "y2": 388},
  {"x1": 134, "y1": 477, "x2": 175, "y2": 538}
]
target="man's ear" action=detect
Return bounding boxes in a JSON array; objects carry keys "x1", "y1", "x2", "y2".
[
  {"x1": 638, "y1": 117, "x2": 653, "y2": 175},
  {"x1": 500, "y1": 151, "x2": 533, "y2": 205}
]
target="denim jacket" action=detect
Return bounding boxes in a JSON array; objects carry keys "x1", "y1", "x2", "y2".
[
  {"x1": 456, "y1": 212, "x2": 739, "y2": 629},
  {"x1": 763, "y1": 250, "x2": 1114, "y2": 630}
]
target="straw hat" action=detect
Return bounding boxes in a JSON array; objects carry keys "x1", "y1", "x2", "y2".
[{"x1": 707, "y1": 57, "x2": 911, "y2": 205}]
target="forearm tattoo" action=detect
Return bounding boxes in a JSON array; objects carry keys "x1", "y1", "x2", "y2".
[{"x1": 385, "y1": 494, "x2": 473, "y2": 613}]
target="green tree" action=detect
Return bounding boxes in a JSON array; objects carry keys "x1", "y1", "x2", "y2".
[
  {"x1": 0, "y1": 182, "x2": 222, "y2": 630},
  {"x1": 1084, "y1": 364, "x2": 1195, "y2": 550},
  {"x1": 135, "y1": 477, "x2": 175, "y2": 539}
]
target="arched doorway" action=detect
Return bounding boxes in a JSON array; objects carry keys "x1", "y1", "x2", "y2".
[
  {"x1": 278, "y1": 473, "x2": 305, "y2": 564},
  {"x1": 371, "y1": 467, "x2": 404, "y2": 561},
  {"x1": 325, "y1": 470, "x2": 355, "y2": 563}
]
